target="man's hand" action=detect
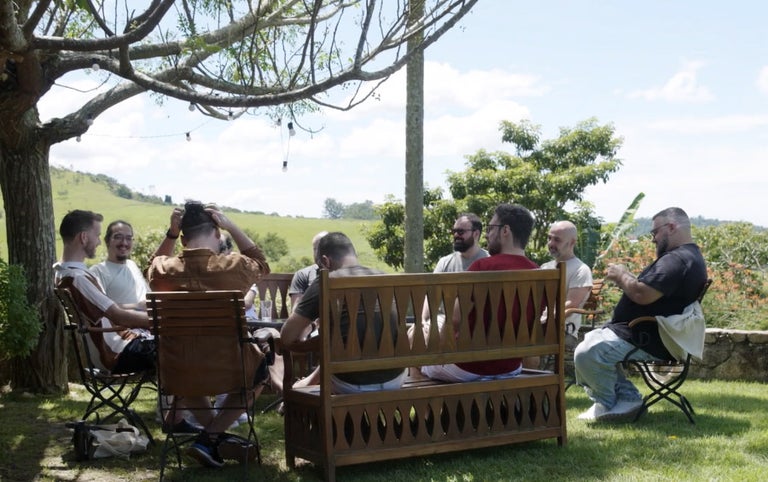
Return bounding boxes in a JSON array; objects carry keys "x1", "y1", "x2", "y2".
[
  {"x1": 606, "y1": 263, "x2": 630, "y2": 284},
  {"x1": 205, "y1": 206, "x2": 234, "y2": 232},
  {"x1": 168, "y1": 207, "x2": 183, "y2": 237}
]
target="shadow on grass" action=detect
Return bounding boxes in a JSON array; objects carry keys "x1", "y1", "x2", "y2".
[{"x1": 2, "y1": 381, "x2": 766, "y2": 482}]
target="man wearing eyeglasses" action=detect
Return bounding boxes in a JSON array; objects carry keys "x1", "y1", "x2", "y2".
[
  {"x1": 90, "y1": 220, "x2": 149, "y2": 311},
  {"x1": 433, "y1": 213, "x2": 489, "y2": 273},
  {"x1": 418, "y1": 214, "x2": 489, "y2": 324},
  {"x1": 574, "y1": 207, "x2": 707, "y2": 422},
  {"x1": 418, "y1": 204, "x2": 539, "y2": 383}
]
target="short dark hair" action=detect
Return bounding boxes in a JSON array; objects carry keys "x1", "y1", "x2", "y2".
[
  {"x1": 316, "y1": 232, "x2": 356, "y2": 263},
  {"x1": 60, "y1": 210, "x2": 103, "y2": 242},
  {"x1": 181, "y1": 201, "x2": 216, "y2": 240},
  {"x1": 653, "y1": 207, "x2": 691, "y2": 228},
  {"x1": 104, "y1": 220, "x2": 133, "y2": 244},
  {"x1": 458, "y1": 213, "x2": 483, "y2": 232},
  {"x1": 494, "y1": 203, "x2": 534, "y2": 249}
]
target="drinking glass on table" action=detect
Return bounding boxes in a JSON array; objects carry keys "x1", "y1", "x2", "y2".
[{"x1": 260, "y1": 299, "x2": 273, "y2": 322}]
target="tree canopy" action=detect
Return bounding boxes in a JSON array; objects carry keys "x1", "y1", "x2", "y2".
[
  {"x1": 0, "y1": 0, "x2": 479, "y2": 392},
  {"x1": 366, "y1": 118, "x2": 623, "y2": 270}
]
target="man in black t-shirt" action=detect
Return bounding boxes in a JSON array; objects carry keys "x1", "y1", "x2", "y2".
[
  {"x1": 574, "y1": 207, "x2": 707, "y2": 422},
  {"x1": 281, "y1": 232, "x2": 406, "y2": 393}
]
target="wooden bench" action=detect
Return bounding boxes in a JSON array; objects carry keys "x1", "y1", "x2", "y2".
[
  {"x1": 254, "y1": 272, "x2": 294, "y2": 319},
  {"x1": 281, "y1": 264, "x2": 567, "y2": 481}
]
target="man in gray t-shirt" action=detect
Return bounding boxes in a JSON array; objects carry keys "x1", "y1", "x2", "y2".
[
  {"x1": 433, "y1": 213, "x2": 489, "y2": 273},
  {"x1": 424, "y1": 214, "x2": 489, "y2": 321}
]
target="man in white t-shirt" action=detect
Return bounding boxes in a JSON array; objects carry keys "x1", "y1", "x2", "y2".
[
  {"x1": 540, "y1": 220, "x2": 594, "y2": 337},
  {"x1": 90, "y1": 220, "x2": 148, "y2": 310}
]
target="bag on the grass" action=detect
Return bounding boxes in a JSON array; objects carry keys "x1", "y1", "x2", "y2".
[{"x1": 66, "y1": 419, "x2": 149, "y2": 461}]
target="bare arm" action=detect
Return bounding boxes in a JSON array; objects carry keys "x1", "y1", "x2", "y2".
[
  {"x1": 281, "y1": 311, "x2": 314, "y2": 349},
  {"x1": 244, "y1": 285, "x2": 257, "y2": 311},
  {"x1": 565, "y1": 286, "x2": 591, "y2": 310},
  {"x1": 104, "y1": 304, "x2": 150, "y2": 329},
  {"x1": 606, "y1": 263, "x2": 663, "y2": 305},
  {"x1": 289, "y1": 293, "x2": 303, "y2": 309},
  {"x1": 153, "y1": 207, "x2": 183, "y2": 257}
]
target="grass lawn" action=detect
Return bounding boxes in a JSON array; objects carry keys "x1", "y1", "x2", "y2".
[{"x1": 1, "y1": 378, "x2": 767, "y2": 481}]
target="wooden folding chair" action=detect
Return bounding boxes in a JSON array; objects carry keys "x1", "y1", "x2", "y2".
[
  {"x1": 55, "y1": 288, "x2": 155, "y2": 444},
  {"x1": 562, "y1": 279, "x2": 606, "y2": 390},
  {"x1": 147, "y1": 290, "x2": 264, "y2": 479},
  {"x1": 622, "y1": 279, "x2": 712, "y2": 424}
]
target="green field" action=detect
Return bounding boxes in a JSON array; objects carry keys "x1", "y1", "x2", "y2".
[{"x1": 0, "y1": 168, "x2": 392, "y2": 271}]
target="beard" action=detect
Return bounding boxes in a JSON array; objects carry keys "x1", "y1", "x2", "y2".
[
  {"x1": 453, "y1": 236, "x2": 474, "y2": 253},
  {"x1": 115, "y1": 254, "x2": 129, "y2": 262},
  {"x1": 488, "y1": 240, "x2": 501, "y2": 256},
  {"x1": 655, "y1": 237, "x2": 669, "y2": 257}
]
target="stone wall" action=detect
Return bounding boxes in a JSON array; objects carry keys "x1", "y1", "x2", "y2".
[{"x1": 689, "y1": 329, "x2": 768, "y2": 382}]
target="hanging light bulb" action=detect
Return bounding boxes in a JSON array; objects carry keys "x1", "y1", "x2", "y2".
[
  {"x1": 288, "y1": 121, "x2": 296, "y2": 137},
  {"x1": 76, "y1": 135, "x2": 82, "y2": 142},
  {"x1": 186, "y1": 132, "x2": 191, "y2": 141},
  {"x1": 228, "y1": 110, "x2": 234, "y2": 121},
  {"x1": 188, "y1": 102, "x2": 196, "y2": 112},
  {"x1": 91, "y1": 59, "x2": 100, "y2": 71},
  {"x1": 276, "y1": 118, "x2": 282, "y2": 127},
  {"x1": 282, "y1": 160, "x2": 288, "y2": 172},
  {"x1": 86, "y1": 114, "x2": 94, "y2": 126}
]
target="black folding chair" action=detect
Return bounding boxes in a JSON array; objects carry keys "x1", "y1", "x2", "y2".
[
  {"x1": 622, "y1": 279, "x2": 712, "y2": 423},
  {"x1": 55, "y1": 288, "x2": 155, "y2": 443}
]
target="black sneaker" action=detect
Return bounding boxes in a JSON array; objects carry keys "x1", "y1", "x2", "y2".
[{"x1": 186, "y1": 433, "x2": 224, "y2": 468}]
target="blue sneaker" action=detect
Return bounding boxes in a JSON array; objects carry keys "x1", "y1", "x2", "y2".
[{"x1": 186, "y1": 436, "x2": 224, "y2": 468}]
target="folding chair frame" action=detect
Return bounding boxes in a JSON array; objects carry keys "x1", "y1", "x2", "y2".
[
  {"x1": 622, "y1": 278, "x2": 712, "y2": 424},
  {"x1": 55, "y1": 288, "x2": 155, "y2": 444}
]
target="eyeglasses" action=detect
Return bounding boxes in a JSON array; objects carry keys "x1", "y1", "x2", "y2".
[
  {"x1": 650, "y1": 223, "x2": 672, "y2": 237},
  {"x1": 450, "y1": 228, "x2": 473, "y2": 235},
  {"x1": 485, "y1": 224, "x2": 504, "y2": 233}
]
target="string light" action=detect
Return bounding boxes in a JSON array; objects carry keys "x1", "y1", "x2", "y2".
[
  {"x1": 185, "y1": 132, "x2": 191, "y2": 141},
  {"x1": 282, "y1": 160, "x2": 288, "y2": 172},
  {"x1": 188, "y1": 102, "x2": 196, "y2": 112},
  {"x1": 91, "y1": 59, "x2": 100, "y2": 71},
  {"x1": 86, "y1": 114, "x2": 94, "y2": 126},
  {"x1": 288, "y1": 121, "x2": 296, "y2": 137},
  {"x1": 76, "y1": 135, "x2": 82, "y2": 142},
  {"x1": 228, "y1": 110, "x2": 234, "y2": 121}
]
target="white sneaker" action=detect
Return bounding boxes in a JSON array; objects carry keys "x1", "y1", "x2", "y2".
[
  {"x1": 597, "y1": 399, "x2": 643, "y2": 421},
  {"x1": 577, "y1": 402, "x2": 610, "y2": 421}
]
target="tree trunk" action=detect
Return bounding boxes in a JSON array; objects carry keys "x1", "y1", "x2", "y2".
[
  {"x1": 404, "y1": 0, "x2": 425, "y2": 274},
  {"x1": 0, "y1": 108, "x2": 67, "y2": 394}
]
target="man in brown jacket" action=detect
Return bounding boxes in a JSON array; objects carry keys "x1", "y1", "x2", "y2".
[{"x1": 148, "y1": 201, "x2": 270, "y2": 467}]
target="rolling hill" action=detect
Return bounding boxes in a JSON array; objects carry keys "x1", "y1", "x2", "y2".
[{"x1": 0, "y1": 167, "x2": 388, "y2": 271}]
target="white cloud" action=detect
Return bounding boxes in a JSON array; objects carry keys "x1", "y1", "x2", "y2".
[
  {"x1": 628, "y1": 60, "x2": 714, "y2": 103},
  {"x1": 757, "y1": 66, "x2": 768, "y2": 94},
  {"x1": 647, "y1": 115, "x2": 768, "y2": 134}
]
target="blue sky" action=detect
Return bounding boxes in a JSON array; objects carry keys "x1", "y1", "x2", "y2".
[{"x1": 42, "y1": 1, "x2": 768, "y2": 226}]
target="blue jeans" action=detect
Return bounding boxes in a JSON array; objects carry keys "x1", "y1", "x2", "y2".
[{"x1": 574, "y1": 327, "x2": 659, "y2": 408}]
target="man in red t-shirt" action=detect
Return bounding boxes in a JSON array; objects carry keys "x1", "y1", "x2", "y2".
[{"x1": 420, "y1": 203, "x2": 538, "y2": 382}]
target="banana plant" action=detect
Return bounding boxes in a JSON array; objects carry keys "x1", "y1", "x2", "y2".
[{"x1": 593, "y1": 192, "x2": 645, "y2": 271}]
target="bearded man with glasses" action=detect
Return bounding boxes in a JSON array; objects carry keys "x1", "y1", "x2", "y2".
[{"x1": 574, "y1": 207, "x2": 707, "y2": 422}]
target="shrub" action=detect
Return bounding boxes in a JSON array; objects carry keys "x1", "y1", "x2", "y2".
[{"x1": 0, "y1": 259, "x2": 41, "y2": 360}]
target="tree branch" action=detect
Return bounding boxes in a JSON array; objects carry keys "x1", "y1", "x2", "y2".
[{"x1": 31, "y1": 0, "x2": 175, "y2": 51}]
